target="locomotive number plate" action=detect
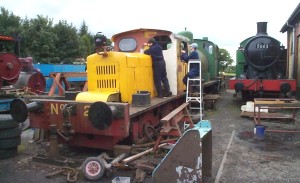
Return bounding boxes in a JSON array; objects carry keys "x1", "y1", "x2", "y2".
[{"x1": 256, "y1": 43, "x2": 269, "y2": 49}]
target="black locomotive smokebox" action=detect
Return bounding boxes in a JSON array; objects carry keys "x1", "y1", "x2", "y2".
[{"x1": 132, "y1": 91, "x2": 151, "y2": 107}]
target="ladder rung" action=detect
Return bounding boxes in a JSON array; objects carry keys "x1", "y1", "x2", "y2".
[
  {"x1": 188, "y1": 78, "x2": 201, "y2": 81},
  {"x1": 188, "y1": 100, "x2": 203, "y2": 102},
  {"x1": 188, "y1": 97, "x2": 201, "y2": 100},
  {"x1": 189, "y1": 114, "x2": 203, "y2": 117}
]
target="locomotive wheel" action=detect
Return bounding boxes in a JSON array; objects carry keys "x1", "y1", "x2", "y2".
[
  {"x1": 144, "y1": 125, "x2": 159, "y2": 141},
  {"x1": 82, "y1": 157, "x2": 106, "y2": 181},
  {"x1": 280, "y1": 82, "x2": 291, "y2": 93},
  {"x1": 234, "y1": 82, "x2": 244, "y2": 93}
]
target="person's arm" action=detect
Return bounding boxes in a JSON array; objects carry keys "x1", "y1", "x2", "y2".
[
  {"x1": 180, "y1": 50, "x2": 188, "y2": 63},
  {"x1": 144, "y1": 47, "x2": 152, "y2": 55},
  {"x1": 144, "y1": 46, "x2": 153, "y2": 55}
]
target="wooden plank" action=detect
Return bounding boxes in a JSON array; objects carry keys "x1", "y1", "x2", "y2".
[
  {"x1": 254, "y1": 100, "x2": 285, "y2": 105},
  {"x1": 254, "y1": 98, "x2": 297, "y2": 105},
  {"x1": 160, "y1": 102, "x2": 189, "y2": 122},
  {"x1": 241, "y1": 111, "x2": 294, "y2": 119}
]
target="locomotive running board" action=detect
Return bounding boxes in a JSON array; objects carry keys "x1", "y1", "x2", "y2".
[{"x1": 152, "y1": 120, "x2": 212, "y2": 183}]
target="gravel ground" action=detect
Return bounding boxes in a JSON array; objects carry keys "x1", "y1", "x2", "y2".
[{"x1": 0, "y1": 90, "x2": 300, "y2": 183}]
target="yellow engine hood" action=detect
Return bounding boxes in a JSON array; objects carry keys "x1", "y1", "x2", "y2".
[{"x1": 75, "y1": 91, "x2": 120, "y2": 102}]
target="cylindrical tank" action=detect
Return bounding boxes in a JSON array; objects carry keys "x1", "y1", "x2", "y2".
[
  {"x1": 14, "y1": 71, "x2": 46, "y2": 94},
  {"x1": 198, "y1": 51, "x2": 209, "y2": 76}
]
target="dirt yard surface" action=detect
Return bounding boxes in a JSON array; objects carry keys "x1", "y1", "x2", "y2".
[{"x1": 1, "y1": 90, "x2": 300, "y2": 183}]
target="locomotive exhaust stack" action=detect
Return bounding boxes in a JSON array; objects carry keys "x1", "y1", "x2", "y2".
[{"x1": 256, "y1": 22, "x2": 268, "y2": 35}]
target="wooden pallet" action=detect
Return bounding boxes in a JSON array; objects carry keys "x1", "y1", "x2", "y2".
[{"x1": 0, "y1": 88, "x2": 25, "y2": 95}]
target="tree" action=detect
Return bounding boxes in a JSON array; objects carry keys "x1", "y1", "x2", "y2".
[
  {"x1": 78, "y1": 21, "x2": 94, "y2": 60},
  {"x1": 53, "y1": 20, "x2": 81, "y2": 64},
  {"x1": 218, "y1": 48, "x2": 234, "y2": 73},
  {"x1": 0, "y1": 7, "x2": 21, "y2": 36},
  {"x1": 0, "y1": 7, "x2": 112, "y2": 63},
  {"x1": 80, "y1": 34, "x2": 92, "y2": 60},
  {"x1": 78, "y1": 21, "x2": 89, "y2": 37},
  {"x1": 20, "y1": 15, "x2": 57, "y2": 63}
]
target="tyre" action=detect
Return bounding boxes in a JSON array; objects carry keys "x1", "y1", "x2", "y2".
[
  {"x1": 82, "y1": 157, "x2": 106, "y2": 181},
  {"x1": 0, "y1": 117, "x2": 18, "y2": 130},
  {"x1": 0, "y1": 127, "x2": 22, "y2": 139},
  {"x1": 0, "y1": 147, "x2": 18, "y2": 160},
  {"x1": 0, "y1": 136, "x2": 21, "y2": 149}
]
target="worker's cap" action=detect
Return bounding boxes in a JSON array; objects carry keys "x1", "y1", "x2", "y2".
[
  {"x1": 189, "y1": 43, "x2": 198, "y2": 49},
  {"x1": 147, "y1": 38, "x2": 155, "y2": 44}
]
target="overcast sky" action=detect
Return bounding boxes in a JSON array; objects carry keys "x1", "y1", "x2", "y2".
[{"x1": 1, "y1": 0, "x2": 299, "y2": 61}]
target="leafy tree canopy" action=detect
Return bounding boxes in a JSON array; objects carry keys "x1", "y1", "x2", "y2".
[{"x1": 218, "y1": 48, "x2": 235, "y2": 73}]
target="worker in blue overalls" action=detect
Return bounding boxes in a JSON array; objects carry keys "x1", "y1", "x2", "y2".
[
  {"x1": 180, "y1": 43, "x2": 200, "y2": 86},
  {"x1": 144, "y1": 38, "x2": 172, "y2": 98}
]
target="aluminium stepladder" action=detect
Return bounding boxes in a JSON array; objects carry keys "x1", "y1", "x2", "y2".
[{"x1": 185, "y1": 59, "x2": 203, "y2": 122}]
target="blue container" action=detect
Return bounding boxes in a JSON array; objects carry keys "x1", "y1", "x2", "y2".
[{"x1": 254, "y1": 125, "x2": 266, "y2": 139}]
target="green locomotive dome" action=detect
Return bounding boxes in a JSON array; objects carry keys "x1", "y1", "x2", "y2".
[{"x1": 177, "y1": 30, "x2": 193, "y2": 42}]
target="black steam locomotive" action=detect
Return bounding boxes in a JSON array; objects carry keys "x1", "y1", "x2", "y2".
[{"x1": 229, "y1": 22, "x2": 296, "y2": 101}]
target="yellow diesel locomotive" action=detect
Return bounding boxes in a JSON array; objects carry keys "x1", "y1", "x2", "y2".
[{"x1": 11, "y1": 28, "x2": 197, "y2": 150}]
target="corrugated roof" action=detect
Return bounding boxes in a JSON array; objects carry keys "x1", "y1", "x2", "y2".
[{"x1": 280, "y1": 3, "x2": 300, "y2": 33}]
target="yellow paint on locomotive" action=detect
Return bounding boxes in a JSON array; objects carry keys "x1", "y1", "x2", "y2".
[{"x1": 76, "y1": 51, "x2": 156, "y2": 103}]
